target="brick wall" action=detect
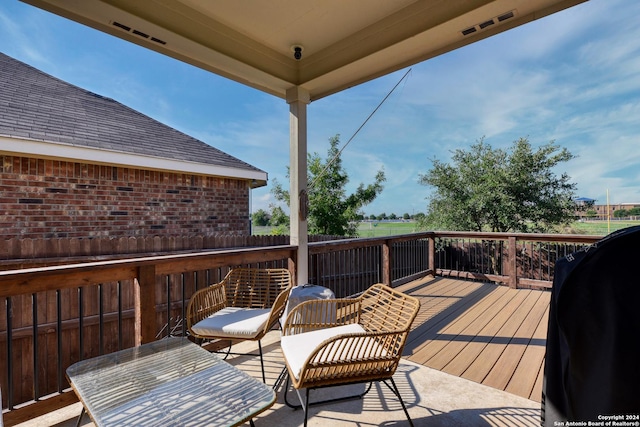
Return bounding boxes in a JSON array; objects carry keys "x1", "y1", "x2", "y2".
[{"x1": 0, "y1": 155, "x2": 251, "y2": 238}]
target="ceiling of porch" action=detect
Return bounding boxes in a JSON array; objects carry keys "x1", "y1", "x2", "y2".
[{"x1": 21, "y1": 0, "x2": 586, "y2": 102}]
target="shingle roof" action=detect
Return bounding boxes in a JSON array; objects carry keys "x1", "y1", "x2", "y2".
[{"x1": 0, "y1": 52, "x2": 265, "y2": 178}]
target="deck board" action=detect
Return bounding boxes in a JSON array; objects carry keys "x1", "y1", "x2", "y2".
[
  {"x1": 505, "y1": 304, "x2": 549, "y2": 399},
  {"x1": 481, "y1": 291, "x2": 547, "y2": 390},
  {"x1": 442, "y1": 289, "x2": 530, "y2": 377},
  {"x1": 400, "y1": 276, "x2": 551, "y2": 403},
  {"x1": 454, "y1": 291, "x2": 539, "y2": 385},
  {"x1": 531, "y1": 357, "x2": 546, "y2": 401},
  {"x1": 405, "y1": 281, "x2": 502, "y2": 361},
  {"x1": 423, "y1": 287, "x2": 519, "y2": 370}
]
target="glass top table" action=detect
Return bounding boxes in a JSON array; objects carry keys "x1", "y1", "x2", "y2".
[{"x1": 66, "y1": 337, "x2": 275, "y2": 427}]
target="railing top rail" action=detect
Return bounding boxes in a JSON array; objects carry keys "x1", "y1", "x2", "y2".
[
  {"x1": 433, "y1": 230, "x2": 602, "y2": 244},
  {"x1": 308, "y1": 230, "x2": 602, "y2": 252}
]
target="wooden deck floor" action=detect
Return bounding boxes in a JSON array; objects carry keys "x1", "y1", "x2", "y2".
[{"x1": 398, "y1": 276, "x2": 550, "y2": 403}]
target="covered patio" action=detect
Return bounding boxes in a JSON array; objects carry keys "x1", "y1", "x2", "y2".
[{"x1": 4, "y1": 0, "x2": 590, "y2": 425}]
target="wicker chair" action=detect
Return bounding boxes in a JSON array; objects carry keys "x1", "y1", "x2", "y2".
[
  {"x1": 186, "y1": 268, "x2": 292, "y2": 383},
  {"x1": 280, "y1": 283, "x2": 420, "y2": 427}
]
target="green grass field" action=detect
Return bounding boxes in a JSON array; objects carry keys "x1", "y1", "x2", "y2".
[
  {"x1": 253, "y1": 220, "x2": 640, "y2": 237},
  {"x1": 563, "y1": 220, "x2": 640, "y2": 236},
  {"x1": 356, "y1": 220, "x2": 640, "y2": 237},
  {"x1": 356, "y1": 221, "x2": 422, "y2": 237}
]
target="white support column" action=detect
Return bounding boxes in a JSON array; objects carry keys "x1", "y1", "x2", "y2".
[{"x1": 286, "y1": 86, "x2": 310, "y2": 285}]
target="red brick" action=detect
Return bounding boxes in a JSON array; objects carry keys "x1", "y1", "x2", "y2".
[{"x1": 1, "y1": 155, "x2": 251, "y2": 238}]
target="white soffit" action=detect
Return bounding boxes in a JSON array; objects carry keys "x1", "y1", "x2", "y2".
[
  {"x1": 0, "y1": 137, "x2": 268, "y2": 187},
  {"x1": 21, "y1": 0, "x2": 587, "y2": 101}
]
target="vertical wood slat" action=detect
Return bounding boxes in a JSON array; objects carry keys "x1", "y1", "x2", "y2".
[
  {"x1": 428, "y1": 236, "x2": 435, "y2": 274},
  {"x1": 135, "y1": 265, "x2": 156, "y2": 345},
  {"x1": 287, "y1": 258, "x2": 299, "y2": 286},
  {"x1": 508, "y1": 236, "x2": 517, "y2": 289},
  {"x1": 382, "y1": 240, "x2": 391, "y2": 287}
]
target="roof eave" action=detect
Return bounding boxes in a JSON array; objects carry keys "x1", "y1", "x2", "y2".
[{"x1": 0, "y1": 136, "x2": 268, "y2": 187}]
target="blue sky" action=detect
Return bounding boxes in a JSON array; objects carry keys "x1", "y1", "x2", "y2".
[{"x1": 1, "y1": 0, "x2": 639, "y2": 216}]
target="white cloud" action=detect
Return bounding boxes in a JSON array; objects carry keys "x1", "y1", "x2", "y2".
[
  {"x1": 0, "y1": 7, "x2": 52, "y2": 66},
  {"x1": 251, "y1": 191, "x2": 275, "y2": 213}
]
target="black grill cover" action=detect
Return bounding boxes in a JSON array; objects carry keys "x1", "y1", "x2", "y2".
[{"x1": 542, "y1": 225, "x2": 640, "y2": 425}]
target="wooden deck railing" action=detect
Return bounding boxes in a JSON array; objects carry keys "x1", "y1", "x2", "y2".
[
  {"x1": 432, "y1": 231, "x2": 600, "y2": 289},
  {"x1": 0, "y1": 246, "x2": 296, "y2": 425},
  {"x1": 0, "y1": 230, "x2": 603, "y2": 425}
]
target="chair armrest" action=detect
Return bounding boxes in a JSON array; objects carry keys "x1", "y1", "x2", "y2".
[
  {"x1": 295, "y1": 329, "x2": 406, "y2": 385},
  {"x1": 260, "y1": 286, "x2": 292, "y2": 335},
  {"x1": 186, "y1": 282, "x2": 227, "y2": 334},
  {"x1": 282, "y1": 298, "x2": 361, "y2": 335}
]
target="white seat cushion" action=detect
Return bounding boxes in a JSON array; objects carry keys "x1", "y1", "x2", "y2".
[
  {"x1": 191, "y1": 307, "x2": 271, "y2": 339},
  {"x1": 281, "y1": 323, "x2": 387, "y2": 380}
]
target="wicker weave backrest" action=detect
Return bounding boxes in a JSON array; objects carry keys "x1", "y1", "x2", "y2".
[
  {"x1": 359, "y1": 284, "x2": 420, "y2": 333},
  {"x1": 224, "y1": 268, "x2": 292, "y2": 308},
  {"x1": 357, "y1": 284, "x2": 420, "y2": 360}
]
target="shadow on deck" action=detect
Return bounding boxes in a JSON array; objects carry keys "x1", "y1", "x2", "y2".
[{"x1": 399, "y1": 276, "x2": 550, "y2": 403}]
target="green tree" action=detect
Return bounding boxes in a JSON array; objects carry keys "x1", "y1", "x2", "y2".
[
  {"x1": 418, "y1": 137, "x2": 577, "y2": 233},
  {"x1": 269, "y1": 204, "x2": 289, "y2": 227},
  {"x1": 614, "y1": 209, "x2": 628, "y2": 218},
  {"x1": 266, "y1": 204, "x2": 290, "y2": 235},
  {"x1": 271, "y1": 134, "x2": 386, "y2": 236},
  {"x1": 251, "y1": 209, "x2": 270, "y2": 226},
  {"x1": 403, "y1": 213, "x2": 410, "y2": 220}
]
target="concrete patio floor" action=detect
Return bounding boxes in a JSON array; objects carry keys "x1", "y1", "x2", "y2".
[{"x1": 16, "y1": 330, "x2": 541, "y2": 427}]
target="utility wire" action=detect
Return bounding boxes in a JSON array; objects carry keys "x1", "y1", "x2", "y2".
[{"x1": 309, "y1": 68, "x2": 412, "y2": 189}]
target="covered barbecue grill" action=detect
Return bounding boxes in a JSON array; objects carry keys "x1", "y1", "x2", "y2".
[{"x1": 542, "y1": 226, "x2": 640, "y2": 424}]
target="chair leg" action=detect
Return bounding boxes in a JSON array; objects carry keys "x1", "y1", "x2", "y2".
[
  {"x1": 214, "y1": 339, "x2": 266, "y2": 383},
  {"x1": 282, "y1": 372, "x2": 308, "y2": 412},
  {"x1": 75, "y1": 407, "x2": 85, "y2": 427},
  {"x1": 303, "y1": 388, "x2": 310, "y2": 427},
  {"x1": 383, "y1": 377, "x2": 414, "y2": 427},
  {"x1": 283, "y1": 371, "x2": 373, "y2": 410},
  {"x1": 273, "y1": 366, "x2": 288, "y2": 391},
  {"x1": 258, "y1": 340, "x2": 266, "y2": 383},
  {"x1": 219, "y1": 340, "x2": 233, "y2": 360},
  {"x1": 283, "y1": 371, "x2": 298, "y2": 409}
]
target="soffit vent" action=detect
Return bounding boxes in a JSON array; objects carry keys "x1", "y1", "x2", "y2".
[
  {"x1": 111, "y1": 21, "x2": 167, "y2": 45},
  {"x1": 461, "y1": 9, "x2": 516, "y2": 37},
  {"x1": 497, "y1": 11, "x2": 515, "y2": 22}
]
